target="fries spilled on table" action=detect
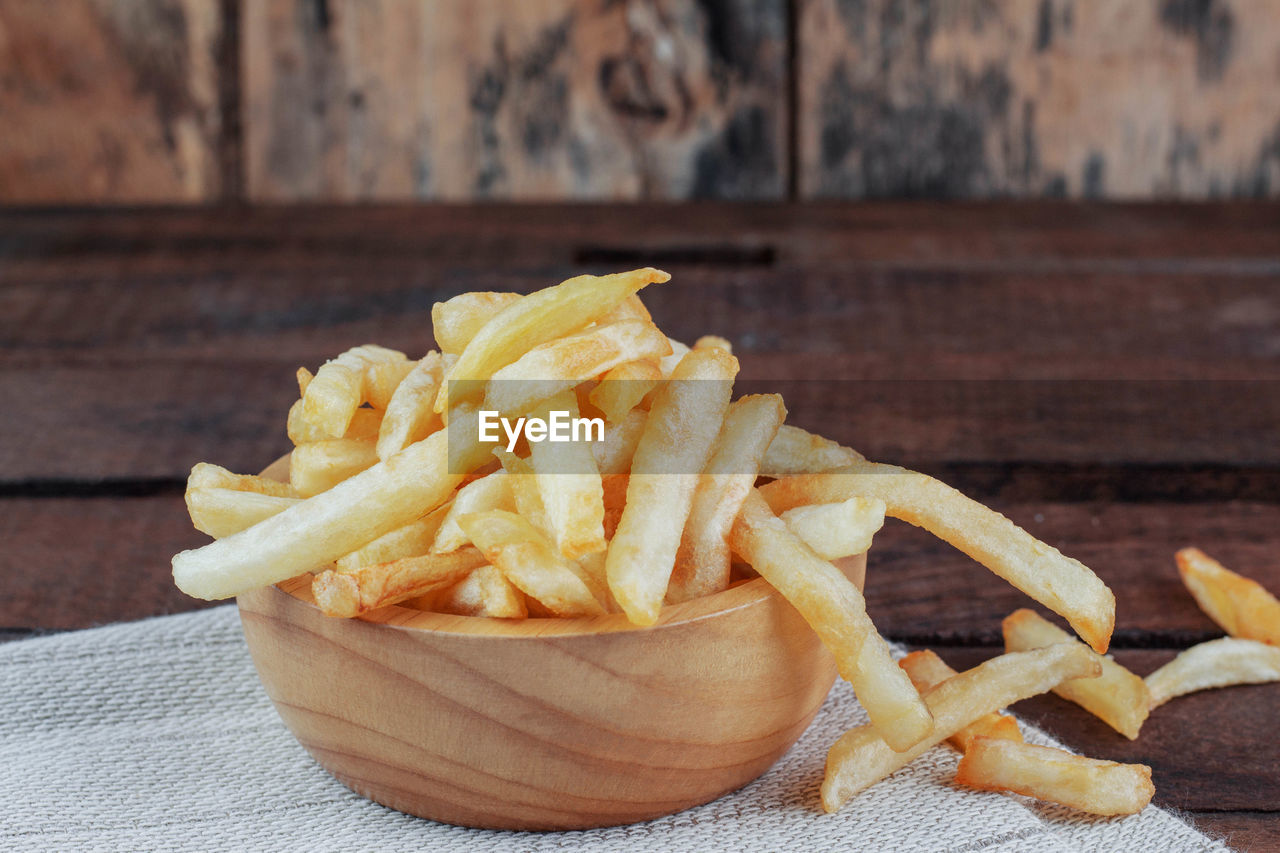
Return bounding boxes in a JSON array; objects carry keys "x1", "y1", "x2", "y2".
[{"x1": 174, "y1": 266, "x2": 1242, "y2": 821}]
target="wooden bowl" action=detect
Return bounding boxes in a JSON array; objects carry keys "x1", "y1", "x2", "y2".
[{"x1": 236, "y1": 458, "x2": 864, "y2": 830}]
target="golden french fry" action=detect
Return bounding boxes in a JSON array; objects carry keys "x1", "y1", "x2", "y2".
[
  {"x1": 898, "y1": 650, "x2": 1023, "y2": 752},
  {"x1": 591, "y1": 408, "x2": 647, "y2": 476},
  {"x1": 187, "y1": 462, "x2": 298, "y2": 498},
  {"x1": 483, "y1": 320, "x2": 672, "y2": 416},
  {"x1": 599, "y1": 293, "x2": 652, "y2": 324},
  {"x1": 693, "y1": 335, "x2": 732, "y2": 353},
  {"x1": 185, "y1": 488, "x2": 299, "y2": 539},
  {"x1": 413, "y1": 564, "x2": 529, "y2": 618},
  {"x1": 335, "y1": 503, "x2": 452, "y2": 572},
  {"x1": 288, "y1": 401, "x2": 382, "y2": 445},
  {"x1": 821, "y1": 643, "x2": 1102, "y2": 812},
  {"x1": 1176, "y1": 547, "x2": 1280, "y2": 645},
  {"x1": 457, "y1": 510, "x2": 605, "y2": 617},
  {"x1": 377, "y1": 351, "x2": 446, "y2": 460},
  {"x1": 527, "y1": 392, "x2": 606, "y2": 560},
  {"x1": 173, "y1": 411, "x2": 491, "y2": 600},
  {"x1": 606, "y1": 347, "x2": 738, "y2": 625},
  {"x1": 667, "y1": 394, "x2": 785, "y2": 603},
  {"x1": 1146, "y1": 637, "x2": 1280, "y2": 708},
  {"x1": 432, "y1": 471, "x2": 515, "y2": 554},
  {"x1": 1002, "y1": 609, "x2": 1150, "y2": 739},
  {"x1": 289, "y1": 438, "x2": 380, "y2": 498},
  {"x1": 365, "y1": 358, "x2": 415, "y2": 409},
  {"x1": 588, "y1": 359, "x2": 663, "y2": 424},
  {"x1": 955, "y1": 738, "x2": 1154, "y2": 816},
  {"x1": 312, "y1": 548, "x2": 487, "y2": 618},
  {"x1": 760, "y1": 465, "x2": 1116, "y2": 654},
  {"x1": 302, "y1": 344, "x2": 408, "y2": 438},
  {"x1": 731, "y1": 490, "x2": 932, "y2": 752},
  {"x1": 437, "y1": 268, "x2": 669, "y2": 413},
  {"x1": 759, "y1": 424, "x2": 863, "y2": 478},
  {"x1": 658, "y1": 337, "x2": 690, "y2": 378},
  {"x1": 780, "y1": 497, "x2": 885, "y2": 561},
  {"x1": 296, "y1": 366, "x2": 313, "y2": 395},
  {"x1": 432, "y1": 291, "x2": 523, "y2": 355}
]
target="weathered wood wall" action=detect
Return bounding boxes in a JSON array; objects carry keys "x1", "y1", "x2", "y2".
[{"x1": 1, "y1": 0, "x2": 1278, "y2": 202}]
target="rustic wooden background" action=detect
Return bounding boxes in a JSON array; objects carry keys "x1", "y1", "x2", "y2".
[{"x1": 2, "y1": 0, "x2": 1279, "y2": 202}]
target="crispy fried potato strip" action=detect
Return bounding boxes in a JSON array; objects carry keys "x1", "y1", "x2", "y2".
[
  {"x1": 1146, "y1": 637, "x2": 1280, "y2": 708},
  {"x1": 759, "y1": 425, "x2": 863, "y2": 478},
  {"x1": 760, "y1": 465, "x2": 1116, "y2": 654},
  {"x1": 821, "y1": 643, "x2": 1101, "y2": 812},
  {"x1": 432, "y1": 292, "x2": 523, "y2": 355},
  {"x1": 898, "y1": 650, "x2": 1023, "y2": 752},
  {"x1": 302, "y1": 344, "x2": 408, "y2": 438},
  {"x1": 185, "y1": 488, "x2": 299, "y2": 539},
  {"x1": 312, "y1": 548, "x2": 486, "y2": 617},
  {"x1": 588, "y1": 359, "x2": 663, "y2": 424},
  {"x1": 335, "y1": 504, "x2": 451, "y2": 572},
  {"x1": 410, "y1": 563, "x2": 529, "y2": 618},
  {"x1": 605, "y1": 347, "x2": 737, "y2": 625},
  {"x1": 956, "y1": 738, "x2": 1153, "y2": 816},
  {"x1": 732, "y1": 490, "x2": 933, "y2": 752},
  {"x1": 1177, "y1": 547, "x2": 1280, "y2": 646},
  {"x1": 527, "y1": 392, "x2": 606, "y2": 560},
  {"x1": 288, "y1": 402, "x2": 381, "y2": 445},
  {"x1": 376, "y1": 351, "x2": 445, "y2": 460},
  {"x1": 431, "y1": 471, "x2": 514, "y2": 554},
  {"x1": 289, "y1": 438, "x2": 379, "y2": 498},
  {"x1": 187, "y1": 462, "x2": 298, "y2": 498},
  {"x1": 780, "y1": 497, "x2": 885, "y2": 561},
  {"x1": 1002, "y1": 609, "x2": 1149, "y2": 739}
]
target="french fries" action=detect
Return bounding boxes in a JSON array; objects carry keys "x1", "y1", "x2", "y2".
[
  {"x1": 432, "y1": 291, "x2": 522, "y2": 355},
  {"x1": 606, "y1": 347, "x2": 737, "y2": 625},
  {"x1": 897, "y1": 650, "x2": 1023, "y2": 752},
  {"x1": 289, "y1": 438, "x2": 379, "y2": 498},
  {"x1": 436, "y1": 268, "x2": 669, "y2": 413},
  {"x1": 313, "y1": 548, "x2": 487, "y2": 617},
  {"x1": 731, "y1": 491, "x2": 933, "y2": 752},
  {"x1": 780, "y1": 497, "x2": 885, "y2": 561},
  {"x1": 411, "y1": 564, "x2": 528, "y2": 618},
  {"x1": 667, "y1": 394, "x2": 785, "y2": 603},
  {"x1": 1176, "y1": 548, "x2": 1280, "y2": 646},
  {"x1": 458, "y1": 510, "x2": 605, "y2": 617},
  {"x1": 760, "y1": 465, "x2": 1116, "y2": 654},
  {"x1": 185, "y1": 488, "x2": 299, "y2": 539},
  {"x1": 956, "y1": 738, "x2": 1154, "y2": 816},
  {"x1": 821, "y1": 643, "x2": 1101, "y2": 812},
  {"x1": 376, "y1": 351, "x2": 445, "y2": 460},
  {"x1": 590, "y1": 409, "x2": 647, "y2": 476},
  {"x1": 288, "y1": 401, "x2": 382, "y2": 445},
  {"x1": 1002, "y1": 609, "x2": 1150, "y2": 739},
  {"x1": 431, "y1": 472, "x2": 514, "y2": 554},
  {"x1": 335, "y1": 505, "x2": 451, "y2": 572},
  {"x1": 301, "y1": 344, "x2": 408, "y2": 438},
  {"x1": 1146, "y1": 637, "x2": 1280, "y2": 708},
  {"x1": 759, "y1": 424, "x2": 863, "y2": 478},
  {"x1": 187, "y1": 462, "x2": 298, "y2": 498},
  {"x1": 588, "y1": 359, "x2": 662, "y2": 424}
]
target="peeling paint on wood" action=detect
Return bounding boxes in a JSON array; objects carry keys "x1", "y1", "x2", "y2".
[
  {"x1": 799, "y1": 0, "x2": 1280, "y2": 199},
  {"x1": 0, "y1": 1, "x2": 223, "y2": 203},
  {"x1": 243, "y1": 0, "x2": 788, "y2": 200}
]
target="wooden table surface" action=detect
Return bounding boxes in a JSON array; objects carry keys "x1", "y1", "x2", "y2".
[{"x1": 3, "y1": 203, "x2": 1278, "y2": 849}]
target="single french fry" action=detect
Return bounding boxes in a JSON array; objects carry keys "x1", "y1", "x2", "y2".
[
  {"x1": 606, "y1": 347, "x2": 738, "y2": 625},
  {"x1": 302, "y1": 344, "x2": 408, "y2": 438},
  {"x1": 288, "y1": 401, "x2": 382, "y2": 445},
  {"x1": 667, "y1": 394, "x2": 785, "y2": 603},
  {"x1": 366, "y1": 358, "x2": 416, "y2": 409},
  {"x1": 432, "y1": 291, "x2": 522, "y2": 355},
  {"x1": 591, "y1": 408, "x2": 647, "y2": 476},
  {"x1": 780, "y1": 497, "x2": 885, "y2": 561},
  {"x1": 457, "y1": 510, "x2": 605, "y2": 617},
  {"x1": 759, "y1": 424, "x2": 863, "y2": 478},
  {"x1": 898, "y1": 650, "x2": 1023, "y2": 752},
  {"x1": 436, "y1": 268, "x2": 669, "y2": 413},
  {"x1": 289, "y1": 438, "x2": 380, "y2": 498},
  {"x1": 432, "y1": 471, "x2": 515, "y2": 554},
  {"x1": 527, "y1": 392, "x2": 606, "y2": 560},
  {"x1": 1002, "y1": 609, "x2": 1150, "y2": 739},
  {"x1": 413, "y1": 564, "x2": 529, "y2": 618},
  {"x1": 731, "y1": 490, "x2": 932, "y2": 752},
  {"x1": 956, "y1": 738, "x2": 1154, "y2": 816},
  {"x1": 187, "y1": 462, "x2": 298, "y2": 498},
  {"x1": 599, "y1": 293, "x2": 652, "y2": 324},
  {"x1": 588, "y1": 359, "x2": 663, "y2": 424},
  {"x1": 483, "y1": 320, "x2": 672, "y2": 417},
  {"x1": 1176, "y1": 547, "x2": 1280, "y2": 646},
  {"x1": 312, "y1": 548, "x2": 486, "y2": 617},
  {"x1": 693, "y1": 335, "x2": 732, "y2": 353},
  {"x1": 377, "y1": 351, "x2": 446, "y2": 460},
  {"x1": 335, "y1": 503, "x2": 452, "y2": 572},
  {"x1": 1146, "y1": 637, "x2": 1280, "y2": 708},
  {"x1": 760, "y1": 465, "x2": 1116, "y2": 654},
  {"x1": 821, "y1": 643, "x2": 1102, "y2": 812},
  {"x1": 186, "y1": 488, "x2": 300, "y2": 539},
  {"x1": 296, "y1": 366, "x2": 314, "y2": 395},
  {"x1": 173, "y1": 410, "x2": 491, "y2": 600}
]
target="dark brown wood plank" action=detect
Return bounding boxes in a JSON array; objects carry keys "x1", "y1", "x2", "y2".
[
  {"x1": 935, "y1": 647, "x2": 1280, "y2": 813},
  {"x1": 798, "y1": 0, "x2": 1280, "y2": 199},
  {"x1": 1187, "y1": 812, "x2": 1280, "y2": 853},
  {"x1": 0, "y1": 1, "x2": 223, "y2": 203},
  {"x1": 241, "y1": 0, "x2": 786, "y2": 200},
  {"x1": 868, "y1": 501, "x2": 1280, "y2": 646}
]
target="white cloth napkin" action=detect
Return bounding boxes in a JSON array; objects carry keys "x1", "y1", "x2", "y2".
[{"x1": 0, "y1": 606, "x2": 1229, "y2": 852}]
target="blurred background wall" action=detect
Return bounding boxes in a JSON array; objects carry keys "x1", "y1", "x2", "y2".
[{"x1": 1, "y1": 0, "x2": 1277, "y2": 204}]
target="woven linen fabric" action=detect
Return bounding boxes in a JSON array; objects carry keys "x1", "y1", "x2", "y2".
[{"x1": 1, "y1": 606, "x2": 1230, "y2": 853}]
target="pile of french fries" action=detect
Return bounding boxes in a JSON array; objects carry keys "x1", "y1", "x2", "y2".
[{"x1": 173, "y1": 269, "x2": 1278, "y2": 820}]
